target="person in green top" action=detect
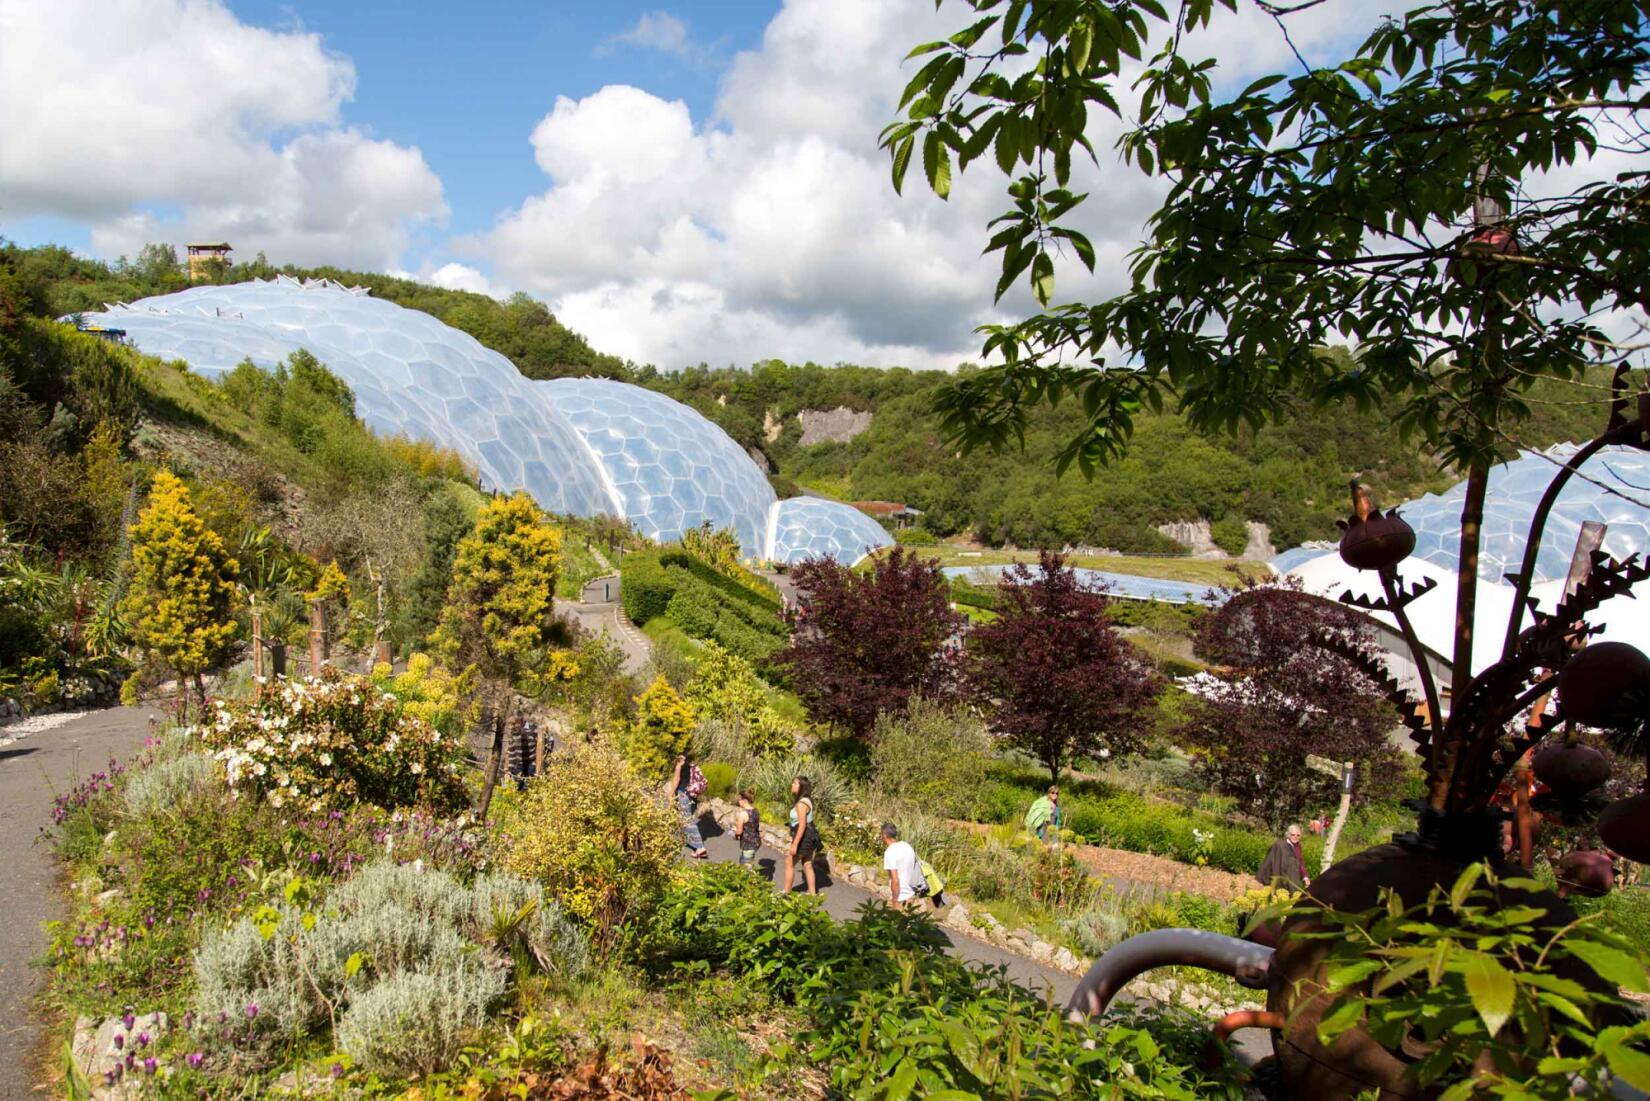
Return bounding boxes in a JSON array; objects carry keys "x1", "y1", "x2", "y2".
[{"x1": 1025, "y1": 785, "x2": 1061, "y2": 843}]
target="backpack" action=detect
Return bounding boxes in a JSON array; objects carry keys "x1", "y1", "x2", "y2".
[{"x1": 685, "y1": 763, "x2": 708, "y2": 799}]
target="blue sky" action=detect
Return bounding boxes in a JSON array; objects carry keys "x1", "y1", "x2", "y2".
[
  {"x1": 217, "y1": 1, "x2": 771, "y2": 241},
  {"x1": 0, "y1": 1, "x2": 1392, "y2": 369}
]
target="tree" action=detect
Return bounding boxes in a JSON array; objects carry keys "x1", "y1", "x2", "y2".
[
  {"x1": 1174, "y1": 581, "x2": 1406, "y2": 831},
  {"x1": 775, "y1": 547, "x2": 963, "y2": 739},
  {"x1": 121, "y1": 470, "x2": 239, "y2": 706},
  {"x1": 620, "y1": 674, "x2": 697, "y2": 783},
  {"x1": 435, "y1": 491, "x2": 572, "y2": 814},
  {"x1": 965, "y1": 552, "x2": 1161, "y2": 782},
  {"x1": 886, "y1": 1, "x2": 1650, "y2": 812}
]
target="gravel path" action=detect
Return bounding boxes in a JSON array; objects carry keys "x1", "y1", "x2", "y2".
[{"x1": 0, "y1": 706, "x2": 161, "y2": 1100}]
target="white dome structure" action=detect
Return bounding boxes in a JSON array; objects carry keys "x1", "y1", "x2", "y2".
[
  {"x1": 82, "y1": 278, "x2": 892, "y2": 565},
  {"x1": 1273, "y1": 446, "x2": 1650, "y2": 679}
]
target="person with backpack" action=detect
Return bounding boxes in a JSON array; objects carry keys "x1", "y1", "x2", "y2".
[
  {"x1": 671, "y1": 753, "x2": 709, "y2": 860},
  {"x1": 879, "y1": 823, "x2": 930, "y2": 911},
  {"x1": 782, "y1": 775, "x2": 821, "y2": 894},
  {"x1": 733, "y1": 789, "x2": 761, "y2": 868}
]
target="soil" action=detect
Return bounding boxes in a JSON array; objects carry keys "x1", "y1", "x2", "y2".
[{"x1": 950, "y1": 821, "x2": 1258, "y2": 901}]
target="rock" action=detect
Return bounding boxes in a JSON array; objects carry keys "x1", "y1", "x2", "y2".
[
  {"x1": 1052, "y1": 947, "x2": 1083, "y2": 972},
  {"x1": 746, "y1": 446, "x2": 773, "y2": 474},
  {"x1": 943, "y1": 901, "x2": 970, "y2": 929},
  {"x1": 72, "y1": 1011, "x2": 168, "y2": 1092},
  {"x1": 1156, "y1": 518, "x2": 1226, "y2": 559},
  {"x1": 797, "y1": 407, "x2": 873, "y2": 446},
  {"x1": 1242, "y1": 520, "x2": 1276, "y2": 560}
]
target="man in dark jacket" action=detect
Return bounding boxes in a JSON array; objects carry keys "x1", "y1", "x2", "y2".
[{"x1": 1258, "y1": 823, "x2": 1309, "y2": 890}]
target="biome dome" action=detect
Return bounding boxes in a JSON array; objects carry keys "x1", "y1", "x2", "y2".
[{"x1": 81, "y1": 277, "x2": 892, "y2": 565}]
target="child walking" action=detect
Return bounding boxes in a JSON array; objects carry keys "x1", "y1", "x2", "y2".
[{"x1": 734, "y1": 790, "x2": 762, "y2": 868}]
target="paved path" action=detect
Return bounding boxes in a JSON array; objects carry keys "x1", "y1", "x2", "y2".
[
  {"x1": 0, "y1": 706, "x2": 161, "y2": 1100},
  {"x1": 687, "y1": 805, "x2": 1276, "y2": 1068},
  {"x1": 556, "y1": 598, "x2": 651, "y2": 675}
]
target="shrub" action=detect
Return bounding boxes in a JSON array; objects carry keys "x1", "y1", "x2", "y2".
[
  {"x1": 498, "y1": 744, "x2": 679, "y2": 948},
  {"x1": 869, "y1": 698, "x2": 992, "y2": 819},
  {"x1": 619, "y1": 550, "x2": 675, "y2": 625},
  {"x1": 665, "y1": 585, "x2": 717, "y2": 636},
  {"x1": 699, "y1": 762, "x2": 738, "y2": 800},
  {"x1": 368, "y1": 652, "x2": 475, "y2": 736},
  {"x1": 619, "y1": 675, "x2": 696, "y2": 782},
  {"x1": 197, "y1": 668, "x2": 468, "y2": 813},
  {"x1": 745, "y1": 753, "x2": 846, "y2": 822},
  {"x1": 336, "y1": 966, "x2": 505, "y2": 1077},
  {"x1": 119, "y1": 750, "x2": 215, "y2": 820},
  {"x1": 893, "y1": 526, "x2": 938, "y2": 545},
  {"x1": 1209, "y1": 515, "x2": 1249, "y2": 556},
  {"x1": 1062, "y1": 904, "x2": 1129, "y2": 957},
  {"x1": 193, "y1": 860, "x2": 575, "y2": 1070}
]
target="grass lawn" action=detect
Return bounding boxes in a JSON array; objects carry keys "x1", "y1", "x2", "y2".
[{"x1": 895, "y1": 544, "x2": 1268, "y2": 586}]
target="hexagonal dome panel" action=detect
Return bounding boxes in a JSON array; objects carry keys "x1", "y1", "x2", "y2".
[
  {"x1": 766, "y1": 497, "x2": 894, "y2": 566},
  {"x1": 1398, "y1": 444, "x2": 1650, "y2": 582},
  {"x1": 537, "y1": 378, "x2": 777, "y2": 554},
  {"x1": 85, "y1": 277, "x2": 613, "y2": 516}
]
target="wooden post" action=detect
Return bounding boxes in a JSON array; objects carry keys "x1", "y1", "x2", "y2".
[
  {"x1": 250, "y1": 605, "x2": 264, "y2": 679},
  {"x1": 270, "y1": 642, "x2": 287, "y2": 679},
  {"x1": 373, "y1": 639, "x2": 393, "y2": 668},
  {"x1": 1321, "y1": 762, "x2": 1356, "y2": 873},
  {"x1": 308, "y1": 600, "x2": 327, "y2": 674}
]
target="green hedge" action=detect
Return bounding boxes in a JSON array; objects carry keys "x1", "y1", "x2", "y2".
[{"x1": 621, "y1": 548, "x2": 786, "y2": 664}]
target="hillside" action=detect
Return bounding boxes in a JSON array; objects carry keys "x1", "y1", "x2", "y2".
[{"x1": 5, "y1": 241, "x2": 1619, "y2": 558}]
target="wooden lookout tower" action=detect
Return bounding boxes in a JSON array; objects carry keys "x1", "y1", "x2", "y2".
[{"x1": 186, "y1": 242, "x2": 233, "y2": 281}]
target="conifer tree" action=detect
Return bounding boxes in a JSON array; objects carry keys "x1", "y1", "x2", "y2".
[
  {"x1": 621, "y1": 674, "x2": 697, "y2": 783},
  {"x1": 435, "y1": 491, "x2": 568, "y2": 814},
  {"x1": 121, "y1": 470, "x2": 239, "y2": 707}
]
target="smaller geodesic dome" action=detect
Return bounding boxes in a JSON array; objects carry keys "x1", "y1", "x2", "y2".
[
  {"x1": 1399, "y1": 444, "x2": 1650, "y2": 583},
  {"x1": 767, "y1": 495, "x2": 895, "y2": 565},
  {"x1": 1272, "y1": 443, "x2": 1650, "y2": 675}
]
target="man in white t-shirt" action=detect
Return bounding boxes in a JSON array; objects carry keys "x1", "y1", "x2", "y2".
[{"x1": 880, "y1": 823, "x2": 926, "y2": 910}]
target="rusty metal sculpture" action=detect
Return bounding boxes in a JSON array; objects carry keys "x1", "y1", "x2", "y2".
[{"x1": 1069, "y1": 393, "x2": 1650, "y2": 1097}]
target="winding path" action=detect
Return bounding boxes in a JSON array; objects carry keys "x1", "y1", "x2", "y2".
[{"x1": 0, "y1": 706, "x2": 161, "y2": 1100}]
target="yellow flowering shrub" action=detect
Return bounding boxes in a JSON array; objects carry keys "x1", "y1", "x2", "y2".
[
  {"x1": 369, "y1": 652, "x2": 476, "y2": 736},
  {"x1": 620, "y1": 675, "x2": 697, "y2": 782},
  {"x1": 498, "y1": 744, "x2": 679, "y2": 948}
]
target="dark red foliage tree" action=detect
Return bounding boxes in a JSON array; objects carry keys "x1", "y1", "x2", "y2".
[
  {"x1": 774, "y1": 548, "x2": 962, "y2": 739},
  {"x1": 965, "y1": 552, "x2": 1163, "y2": 784},
  {"x1": 1176, "y1": 579, "x2": 1406, "y2": 831}
]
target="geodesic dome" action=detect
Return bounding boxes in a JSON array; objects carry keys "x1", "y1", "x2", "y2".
[
  {"x1": 767, "y1": 495, "x2": 896, "y2": 565},
  {"x1": 80, "y1": 277, "x2": 892, "y2": 564},
  {"x1": 1398, "y1": 444, "x2": 1650, "y2": 583},
  {"x1": 537, "y1": 378, "x2": 777, "y2": 554}
]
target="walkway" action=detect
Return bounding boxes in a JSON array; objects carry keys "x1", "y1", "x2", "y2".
[
  {"x1": 555, "y1": 597, "x2": 651, "y2": 675},
  {"x1": 0, "y1": 706, "x2": 161, "y2": 1100}
]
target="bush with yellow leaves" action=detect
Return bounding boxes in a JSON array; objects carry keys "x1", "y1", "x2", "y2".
[
  {"x1": 498, "y1": 743, "x2": 679, "y2": 950},
  {"x1": 619, "y1": 675, "x2": 696, "y2": 783}
]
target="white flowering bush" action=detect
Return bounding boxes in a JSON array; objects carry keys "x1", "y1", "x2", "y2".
[{"x1": 197, "y1": 668, "x2": 468, "y2": 814}]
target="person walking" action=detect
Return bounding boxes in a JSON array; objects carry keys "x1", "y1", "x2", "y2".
[
  {"x1": 1258, "y1": 823, "x2": 1309, "y2": 890},
  {"x1": 734, "y1": 789, "x2": 762, "y2": 868},
  {"x1": 879, "y1": 823, "x2": 928, "y2": 911},
  {"x1": 671, "y1": 753, "x2": 709, "y2": 860},
  {"x1": 782, "y1": 776, "x2": 820, "y2": 894},
  {"x1": 1025, "y1": 785, "x2": 1062, "y2": 844}
]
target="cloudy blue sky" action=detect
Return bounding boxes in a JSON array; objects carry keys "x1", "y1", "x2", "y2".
[{"x1": 0, "y1": 1, "x2": 1383, "y2": 370}]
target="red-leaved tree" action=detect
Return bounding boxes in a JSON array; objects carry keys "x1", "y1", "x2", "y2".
[
  {"x1": 1175, "y1": 579, "x2": 1406, "y2": 831},
  {"x1": 966, "y1": 552, "x2": 1162, "y2": 783},
  {"x1": 774, "y1": 548, "x2": 962, "y2": 739}
]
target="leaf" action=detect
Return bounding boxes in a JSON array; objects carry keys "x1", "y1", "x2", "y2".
[
  {"x1": 923, "y1": 131, "x2": 952, "y2": 200},
  {"x1": 1458, "y1": 951, "x2": 1515, "y2": 1037},
  {"x1": 891, "y1": 136, "x2": 915, "y2": 195},
  {"x1": 1031, "y1": 250, "x2": 1055, "y2": 306},
  {"x1": 1564, "y1": 939, "x2": 1649, "y2": 993},
  {"x1": 1448, "y1": 862, "x2": 1484, "y2": 908},
  {"x1": 1600, "y1": 1029, "x2": 1650, "y2": 1090},
  {"x1": 1316, "y1": 997, "x2": 1365, "y2": 1044}
]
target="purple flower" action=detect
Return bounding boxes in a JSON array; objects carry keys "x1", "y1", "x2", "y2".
[
  {"x1": 137, "y1": 1031, "x2": 150, "y2": 1047},
  {"x1": 113, "y1": 1033, "x2": 124, "y2": 1051},
  {"x1": 121, "y1": 1011, "x2": 134, "y2": 1030},
  {"x1": 244, "y1": 1003, "x2": 258, "y2": 1019},
  {"x1": 187, "y1": 1052, "x2": 204, "y2": 1069},
  {"x1": 143, "y1": 1057, "x2": 158, "y2": 1075},
  {"x1": 330, "y1": 1062, "x2": 344, "y2": 1078}
]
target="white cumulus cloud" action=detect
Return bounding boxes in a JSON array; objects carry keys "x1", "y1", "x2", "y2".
[
  {"x1": 0, "y1": 0, "x2": 445, "y2": 270},
  {"x1": 473, "y1": 0, "x2": 1385, "y2": 371}
]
